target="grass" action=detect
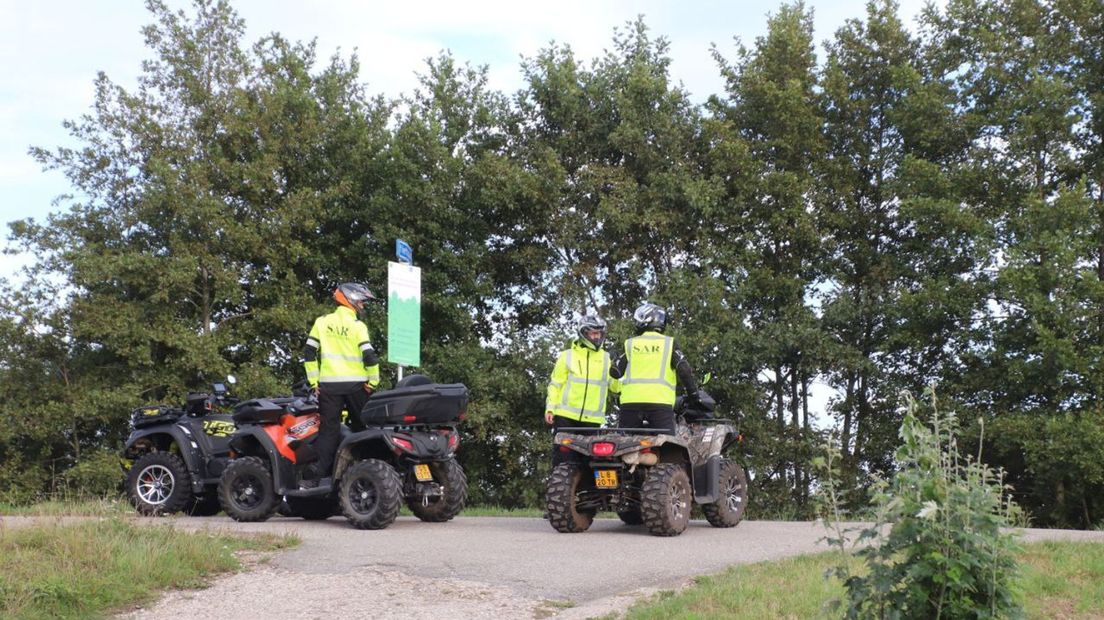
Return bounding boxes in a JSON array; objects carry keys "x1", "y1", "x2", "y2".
[
  {"x1": 624, "y1": 552, "x2": 847, "y2": 620},
  {"x1": 622, "y1": 541, "x2": 1104, "y2": 620},
  {"x1": 1020, "y1": 540, "x2": 1104, "y2": 618},
  {"x1": 0, "y1": 519, "x2": 297, "y2": 620},
  {"x1": 456, "y1": 505, "x2": 543, "y2": 517},
  {"x1": 0, "y1": 497, "x2": 131, "y2": 517}
]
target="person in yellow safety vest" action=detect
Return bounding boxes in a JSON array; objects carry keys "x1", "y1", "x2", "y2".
[
  {"x1": 545, "y1": 314, "x2": 621, "y2": 466},
  {"x1": 301, "y1": 282, "x2": 381, "y2": 488},
  {"x1": 609, "y1": 302, "x2": 699, "y2": 433}
]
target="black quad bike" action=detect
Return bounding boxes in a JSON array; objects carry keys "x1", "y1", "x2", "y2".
[
  {"x1": 546, "y1": 390, "x2": 748, "y2": 537},
  {"x1": 219, "y1": 374, "x2": 469, "y2": 530},
  {"x1": 121, "y1": 377, "x2": 239, "y2": 516}
]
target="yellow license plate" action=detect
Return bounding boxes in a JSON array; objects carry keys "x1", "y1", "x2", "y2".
[
  {"x1": 594, "y1": 469, "x2": 619, "y2": 489},
  {"x1": 414, "y1": 463, "x2": 433, "y2": 482}
]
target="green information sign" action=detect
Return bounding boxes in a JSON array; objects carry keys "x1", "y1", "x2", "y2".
[{"x1": 387, "y1": 261, "x2": 421, "y2": 367}]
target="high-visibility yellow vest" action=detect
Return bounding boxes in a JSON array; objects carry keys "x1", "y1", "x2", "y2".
[
  {"x1": 304, "y1": 306, "x2": 380, "y2": 387},
  {"x1": 620, "y1": 332, "x2": 677, "y2": 406},
  {"x1": 546, "y1": 341, "x2": 621, "y2": 424}
]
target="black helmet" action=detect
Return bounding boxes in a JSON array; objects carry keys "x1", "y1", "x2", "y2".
[
  {"x1": 577, "y1": 314, "x2": 607, "y2": 350},
  {"x1": 633, "y1": 302, "x2": 667, "y2": 333},
  {"x1": 334, "y1": 282, "x2": 376, "y2": 311}
]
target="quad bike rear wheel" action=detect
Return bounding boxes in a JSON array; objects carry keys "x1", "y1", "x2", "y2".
[
  {"x1": 126, "y1": 452, "x2": 194, "y2": 516},
  {"x1": 340, "y1": 458, "x2": 402, "y2": 530},
  {"x1": 641, "y1": 463, "x2": 692, "y2": 536},
  {"x1": 702, "y1": 459, "x2": 748, "y2": 528},
  {"x1": 218, "y1": 456, "x2": 279, "y2": 522},
  {"x1": 407, "y1": 459, "x2": 468, "y2": 522},
  {"x1": 546, "y1": 464, "x2": 596, "y2": 533}
]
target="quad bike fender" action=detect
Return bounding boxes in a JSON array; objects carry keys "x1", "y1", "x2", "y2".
[
  {"x1": 122, "y1": 425, "x2": 208, "y2": 494},
  {"x1": 332, "y1": 428, "x2": 395, "y2": 479},
  {"x1": 228, "y1": 428, "x2": 296, "y2": 491},
  {"x1": 692, "y1": 454, "x2": 722, "y2": 504}
]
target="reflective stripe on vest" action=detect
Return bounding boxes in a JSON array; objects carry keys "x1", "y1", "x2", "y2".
[
  {"x1": 620, "y1": 333, "x2": 676, "y2": 406},
  {"x1": 314, "y1": 307, "x2": 371, "y2": 384},
  {"x1": 553, "y1": 346, "x2": 611, "y2": 424}
]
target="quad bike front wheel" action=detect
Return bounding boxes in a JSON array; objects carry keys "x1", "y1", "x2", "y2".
[
  {"x1": 702, "y1": 459, "x2": 748, "y2": 528},
  {"x1": 126, "y1": 452, "x2": 194, "y2": 516},
  {"x1": 546, "y1": 464, "x2": 596, "y2": 533},
  {"x1": 407, "y1": 459, "x2": 468, "y2": 522},
  {"x1": 340, "y1": 459, "x2": 402, "y2": 530},
  {"x1": 218, "y1": 456, "x2": 279, "y2": 522},
  {"x1": 641, "y1": 463, "x2": 692, "y2": 536}
]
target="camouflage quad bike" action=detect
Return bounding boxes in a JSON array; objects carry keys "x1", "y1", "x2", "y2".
[{"x1": 546, "y1": 390, "x2": 748, "y2": 537}]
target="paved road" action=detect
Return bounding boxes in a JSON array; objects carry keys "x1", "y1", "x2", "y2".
[
  {"x1": 177, "y1": 516, "x2": 838, "y2": 601},
  {"x1": 130, "y1": 515, "x2": 1104, "y2": 618},
  {"x1": 6, "y1": 514, "x2": 1104, "y2": 619}
]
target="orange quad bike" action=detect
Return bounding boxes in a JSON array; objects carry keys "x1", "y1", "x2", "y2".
[{"x1": 218, "y1": 374, "x2": 469, "y2": 529}]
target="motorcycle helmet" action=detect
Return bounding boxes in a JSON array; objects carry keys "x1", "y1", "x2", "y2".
[
  {"x1": 334, "y1": 282, "x2": 376, "y2": 312},
  {"x1": 633, "y1": 302, "x2": 667, "y2": 333},
  {"x1": 577, "y1": 314, "x2": 607, "y2": 350}
]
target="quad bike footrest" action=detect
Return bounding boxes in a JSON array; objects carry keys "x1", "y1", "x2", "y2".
[{"x1": 284, "y1": 485, "x2": 333, "y2": 498}]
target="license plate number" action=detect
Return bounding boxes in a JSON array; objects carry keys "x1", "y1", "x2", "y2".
[
  {"x1": 414, "y1": 463, "x2": 433, "y2": 481},
  {"x1": 594, "y1": 469, "x2": 619, "y2": 488}
]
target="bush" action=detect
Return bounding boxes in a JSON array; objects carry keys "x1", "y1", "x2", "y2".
[
  {"x1": 819, "y1": 388, "x2": 1022, "y2": 619},
  {"x1": 979, "y1": 410, "x2": 1104, "y2": 529},
  {"x1": 62, "y1": 450, "x2": 124, "y2": 499}
]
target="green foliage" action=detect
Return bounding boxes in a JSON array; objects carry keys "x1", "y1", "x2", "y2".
[
  {"x1": 60, "y1": 450, "x2": 123, "y2": 498},
  {"x1": 980, "y1": 410, "x2": 1104, "y2": 528},
  {"x1": 3, "y1": 0, "x2": 1104, "y2": 526},
  {"x1": 821, "y1": 389, "x2": 1023, "y2": 619}
]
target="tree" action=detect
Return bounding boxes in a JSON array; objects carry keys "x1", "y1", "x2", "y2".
[
  {"x1": 708, "y1": 1, "x2": 827, "y2": 514},
  {"x1": 3, "y1": 0, "x2": 383, "y2": 498}
]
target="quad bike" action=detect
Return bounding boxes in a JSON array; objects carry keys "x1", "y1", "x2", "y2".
[
  {"x1": 219, "y1": 374, "x2": 469, "y2": 530},
  {"x1": 121, "y1": 377, "x2": 239, "y2": 516},
  {"x1": 546, "y1": 389, "x2": 748, "y2": 537}
]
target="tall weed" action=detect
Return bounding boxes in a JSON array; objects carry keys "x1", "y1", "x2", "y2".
[{"x1": 818, "y1": 388, "x2": 1023, "y2": 619}]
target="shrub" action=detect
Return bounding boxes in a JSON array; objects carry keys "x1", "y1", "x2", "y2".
[
  {"x1": 818, "y1": 388, "x2": 1023, "y2": 619},
  {"x1": 62, "y1": 449, "x2": 124, "y2": 498}
]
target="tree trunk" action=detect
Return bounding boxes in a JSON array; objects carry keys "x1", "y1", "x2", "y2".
[
  {"x1": 841, "y1": 374, "x2": 855, "y2": 459},
  {"x1": 790, "y1": 364, "x2": 801, "y2": 504},
  {"x1": 802, "y1": 372, "x2": 811, "y2": 504}
]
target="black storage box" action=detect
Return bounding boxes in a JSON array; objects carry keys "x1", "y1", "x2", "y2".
[
  {"x1": 360, "y1": 383, "x2": 468, "y2": 425},
  {"x1": 232, "y1": 398, "x2": 289, "y2": 425},
  {"x1": 132, "y1": 405, "x2": 183, "y2": 428},
  {"x1": 185, "y1": 393, "x2": 210, "y2": 415}
]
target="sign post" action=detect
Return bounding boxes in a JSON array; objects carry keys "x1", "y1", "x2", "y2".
[{"x1": 387, "y1": 240, "x2": 420, "y2": 380}]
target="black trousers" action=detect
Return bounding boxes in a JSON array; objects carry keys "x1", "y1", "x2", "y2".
[
  {"x1": 618, "y1": 406, "x2": 675, "y2": 434},
  {"x1": 315, "y1": 383, "x2": 370, "y2": 477},
  {"x1": 551, "y1": 415, "x2": 601, "y2": 467}
]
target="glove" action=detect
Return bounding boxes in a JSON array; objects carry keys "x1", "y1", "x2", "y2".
[{"x1": 694, "y1": 389, "x2": 716, "y2": 412}]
